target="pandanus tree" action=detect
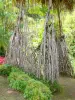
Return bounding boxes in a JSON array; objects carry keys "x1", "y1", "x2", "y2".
[
  {"x1": 6, "y1": 0, "x2": 26, "y2": 65},
  {"x1": 6, "y1": 0, "x2": 74, "y2": 83},
  {"x1": 55, "y1": 0, "x2": 74, "y2": 76},
  {"x1": 6, "y1": 0, "x2": 59, "y2": 83},
  {"x1": 41, "y1": 0, "x2": 74, "y2": 76},
  {"x1": 34, "y1": 0, "x2": 74, "y2": 80}
]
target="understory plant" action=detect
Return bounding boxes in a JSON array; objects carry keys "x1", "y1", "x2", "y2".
[
  {"x1": 24, "y1": 79, "x2": 51, "y2": 100},
  {"x1": 0, "y1": 64, "x2": 12, "y2": 76},
  {"x1": 0, "y1": 64, "x2": 52, "y2": 100}
]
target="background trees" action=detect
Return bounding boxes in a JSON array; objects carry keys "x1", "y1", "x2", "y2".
[{"x1": 0, "y1": 0, "x2": 17, "y2": 56}]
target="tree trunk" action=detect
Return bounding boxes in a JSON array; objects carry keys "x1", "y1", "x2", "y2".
[
  {"x1": 56, "y1": 1, "x2": 74, "y2": 76},
  {"x1": 57, "y1": 36, "x2": 74, "y2": 76},
  {"x1": 57, "y1": 5, "x2": 62, "y2": 37},
  {"x1": 6, "y1": 5, "x2": 25, "y2": 66},
  {"x1": 39, "y1": 7, "x2": 59, "y2": 83},
  {"x1": 6, "y1": 0, "x2": 59, "y2": 83}
]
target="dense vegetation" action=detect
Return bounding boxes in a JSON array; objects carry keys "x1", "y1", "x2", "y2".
[
  {"x1": 0, "y1": 0, "x2": 75, "y2": 100},
  {"x1": 0, "y1": 64, "x2": 52, "y2": 100}
]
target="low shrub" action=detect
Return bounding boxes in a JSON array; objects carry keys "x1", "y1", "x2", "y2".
[
  {"x1": 24, "y1": 79, "x2": 52, "y2": 100},
  {"x1": 0, "y1": 65, "x2": 23, "y2": 76},
  {"x1": 28, "y1": 74, "x2": 62, "y2": 94},
  {"x1": 50, "y1": 81, "x2": 62, "y2": 93},
  {"x1": 0, "y1": 64, "x2": 12, "y2": 76},
  {"x1": 8, "y1": 72, "x2": 30, "y2": 92},
  {"x1": 0, "y1": 64, "x2": 62, "y2": 99},
  {"x1": 11, "y1": 67, "x2": 23, "y2": 73},
  {"x1": 7, "y1": 67, "x2": 52, "y2": 100}
]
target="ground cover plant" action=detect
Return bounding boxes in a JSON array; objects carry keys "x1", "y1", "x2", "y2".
[{"x1": 0, "y1": 65, "x2": 52, "y2": 100}]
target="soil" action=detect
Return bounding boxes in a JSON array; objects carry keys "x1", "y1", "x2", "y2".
[
  {"x1": 52, "y1": 76, "x2": 75, "y2": 100},
  {"x1": 1, "y1": 75, "x2": 75, "y2": 100},
  {"x1": 0, "y1": 76, "x2": 25, "y2": 100}
]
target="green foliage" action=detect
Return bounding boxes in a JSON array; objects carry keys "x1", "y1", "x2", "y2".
[
  {"x1": 50, "y1": 81, "x2": 62, "y2": 94},
  {"x1": 0, "y1": 65, "x2": 63, "y2": 99},
  {"x1": 0, "y1": 64, "x2": 11, "y2": 76},
  {"x1": 28, "y1": 5, "x2": 48, "y2": 17},
  {"x1": 24, "y1": 79, "x2": 52, "y2": 100},
  {"x1": 27, "y1": 16, "x2": 44, "y2": 48},
  {"x1": 27, "y1": 73, "x2": 62, "y2": 94},
  {"x1": 40, "y1": 80, "x2": 62, "y2": 94},
  {"x1": 11, "y1": 67, "x2": 23, "y2": 73},
  {"x1": 0, "y1": 46, "x2": 5, "y2": 56},
  {"x1": 62, "y1": 10, "x2": 75, "y2": 73},
  {"x1": 9, "y1": 70, "x2": 52, "y2": 100},
  {"x1": 7, "y1": 66, "x2": 52, "y2": 100},
  {"x1": 0, "y1": 0, "x2": 17, "y2": 52},
  {"x1": 8, "y1": 72, "x2": 30, "y2": 92}
]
